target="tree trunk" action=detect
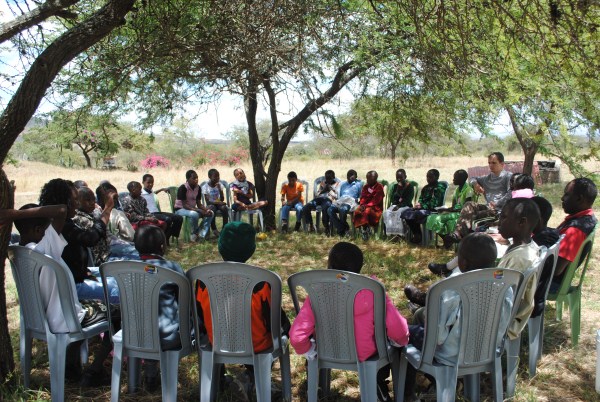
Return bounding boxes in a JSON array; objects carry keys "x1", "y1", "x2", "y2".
[
  {"x1": 82, "y1": 149, "x2": 92, "y2": 168},
  {"x1": 0, "y1": 168, "x2": 15, "y2": 383},
  {"x1": 506, "y1": 105, "x2": 538, "y2": 175},
  {"x1": 522, "y1": 143, "x2": 538, "y2": 176}
]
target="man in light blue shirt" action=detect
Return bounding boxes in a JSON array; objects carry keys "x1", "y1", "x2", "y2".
[{"x1": 328, "y1": 169, "x2": 362, "y2": 236}]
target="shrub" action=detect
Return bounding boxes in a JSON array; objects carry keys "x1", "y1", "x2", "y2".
[
  {"x1": 140, "y1": 154, "x2": 170, "y2": 169},
  {"x1": 187, "y1": 147, "x2": 249, "y2": 167}
]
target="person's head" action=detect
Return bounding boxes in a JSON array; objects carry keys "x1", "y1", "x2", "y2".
[
  {"x1": 142, "y1": 174, "x2": 154, "y2": 191},
  {"x1": 134, "y1": 225, "x2": 167, "y2": 256},
  {"x1": 287, "y1": 171, "x2": 298, "y2": 186},
  {"x1": 208, "y1": 168, "x2": 220, "y2": 185},
  {"x1": 127, "y1": 181, "x2": 143, "y2": 198},
  {"x1": 426, "y1": 169, "x2": 440, "y2": 185},
  {"x1": 509, "y1": 173, "x2": 521, "y2": 190},
  {"x1": 15, "y1": 204, "x2": 51, "y2": 245},
  {"x1": 233, "y1": 168, "x2": 246, "y2": 182},
  {"x1": 498, "y1": 198, "x2": 540, "y2": 241},
  {"x1": 186, "y1": 170, "x2": 199, "y2": 187},
  {"x1": 366, "y1": 170, "x2": 378, "y2": 186},
  {"x1": 78, "y1": 187, "x2": 96, "y2": 214},
  {"x1": 457, "y1": 232, "x2": 497, "y2": 272},
  {"x1": 73, "y1": 180, "x2": 88, "y2": 189},
  {"x1": 96, "y1": 182, "x2": 118, "y2": 209},
  {"x1": 39, "y1": 178, "x2": 78, "y2": 219},
  {"x1": 347, "y1": 169, "x2": 357, "y2": 183},
  {"x1": 396, "y1": 169, "x2": 407, "y2": 183},
  {"x1": 531, "y1": 196, "x2": 553, "y2": 231},
  {"x1": 488, "y1": 152, "x2": 505, "y2": 175},
  {"x1": 327, "y1": 242, "x2": 364, "y2": 273},
  {"x1": 513, "y1": 174, "x2": 534, "y2": 191},
  {"x1": 453, "y1": 169, "x2": 468, "y2": 186},
  {"x1": 562, "y1": 178, "x2": 597, "y2": 215},
  {"x1": 218, "y1": 221, "x2": 256, "y2": 263},
  {"x1": 324, "y1": 170, "x2": 335, "y2": 183}
]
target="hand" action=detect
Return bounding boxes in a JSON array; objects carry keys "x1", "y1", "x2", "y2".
[
  {"x1": 474, "y1": 182, "x2": 485, "y2": 194},
  {"x1": 104, "y1": 192, "x2": 116, "y2": 209},
  {"x1": 415, "y1": 203, "x2": 421, "y2": 209},
  {"x1": 488, "y1": 202, "x2": 496, "y2": 210}
]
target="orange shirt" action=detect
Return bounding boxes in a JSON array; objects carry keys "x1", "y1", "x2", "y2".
[
  {"x1": 280, "y1": 181, "x2": 304, "y2": 204},
  {"x1": 196, "y1": 282, "x2": 273, "y2": 353}
]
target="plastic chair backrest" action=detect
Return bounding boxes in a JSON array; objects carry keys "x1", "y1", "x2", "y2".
[
  {"x1": 532, "y1": 236, "x2": 563, "y2": 317},
  {"x1": 288, "y1": 269, "x2": 389, "y2": 365},
  {"x1": 167, "y1": 186, "x2": 178, "y2": 213},
  {"x1": 439, "y1": 181, "x2": 450, "y2": 207},
  {"x1": 507, "y1": 263, "x2": 539, "y2": 328},
  {"x1": 187, "y1": 262, "x2": 284, "y2": 356},
  {"x1": 281, "y1": 179, "x2": 310, "y2": 200},
  {"x1": 8, "y1": 245, "x2": 85, "y2": 335},
  {"x1": 313, "y1": 176, "x2": 341, "y2": 198},
  {"x1": 550, "y1": 227, "x2": 596, "y2": 297},
  {"x1": 198, "y1": 180, "x2": 231, "y2": 206},
  {"x1": 100, "y1": 260, "x2": 192, "y2": 356},
  {"x1": 419, "y1": 268, "x2": 522, "y2": 368},
  {"x1": 410, "y1": 181, "x2": 419, "y2": 204}
]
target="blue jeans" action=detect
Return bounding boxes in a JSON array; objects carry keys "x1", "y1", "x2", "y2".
[
  {"x1": 76, "y1": 267, "x2": 120, "y2": 303},
  {"x1": 281, "y1": 201, "x2": 303, "y2": 222},
  {"x1": 175, "y1": 209, "x2": 213, "y2": 238},
  {"x1": 302, "y1": 198, "x2": 332, "y2": 227},
  {"x1": 328, "y1": 204, "x2": 352, "y2": 234}
]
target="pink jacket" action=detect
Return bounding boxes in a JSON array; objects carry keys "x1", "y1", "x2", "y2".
[{"x1": 290, "y1": 289, "x2": 409, "y2": 361}]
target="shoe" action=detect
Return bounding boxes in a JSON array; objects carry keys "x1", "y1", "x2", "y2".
[
  {"x1": 428, "y1": 262, "x2": 451, "y2": 277},
  {"x1": 443, "y1": 233, "x2": 460, "y2": 249},
  {"x1": 404, "y1": 285, "x2": 427, "y2": 306},
  {"x1": 410, "y1": 232, "x2": 422, "y2": 244},
  {"x1": 377, "y1": 379, "x2": 391, "y2": 401},
  {"x1": 282, "y1": 223, "x2": 288, "y2": 233},
  {"x1": 294, "y1": 222, "x2": 302, "y2": 232},
  {"x1": 407, "y1": 301, "x2": 421, "y2": 314},
  {"x1": 144, "y1": 374, "x2": 160, "y2": 393}
]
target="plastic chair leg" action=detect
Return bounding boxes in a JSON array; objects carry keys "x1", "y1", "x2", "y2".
[
  {"x1": 254, "y1": 354, "x2": 274, "y2": 402},
  {"x1": 20, "y1": 323, "x2": 32, "y2": 388},
  {"x1": 47, "y1": 334, "x2": 68, "y2": 402},
  {"x1": 80, "y1": 339, "x2": 89, "y2": 366},
  {"x1": 306, "y1": 359, "x2": 319, "y2": 402},
  {"x1": 319, "y1": 368, "x2": 331, "y2": 397},
  {"x1": 389, "y1": 349, "x2": 401, "y2": 402},
  {"x1": 200, "y1": 351, "x2": 215, "y2": 402},
  {"x1": 568, "y1": 290, "x2": 582, "y2": 346},
  {"x1": 528, "y1": 315, "x2": 543, "y2": 377},
  {"x1": 434, "y1": 365, "x2": 458, "y2": 402},
  {"x1": 492, "y1": 356, "x2": 504, "y2": 402},
  {"x1": 357, "y1": 361, "x2": 378, "y2": 402},
  {"x1": 128, "y1": 357, "x2": 141, "y2": 394},
  {"x1": 555, "y1": 297, "x2": 564, "y2": 321},
  {"x1": 396, "y1": 353, "x2": 408, "y2": 402},
  {"x1": 111, "y1": 340, "x2": 123, "y2": 402},
  {"x1": 280, "y1": 347, "x2": 292, "y2": 401},
  {"x1": 464, "y1": 374, "x2": 480, "y2": 402},
  {"x1": 161, "y1": 351, "x2": 180, "y2": 402},
  {"x1": 506, "y1": 336, "x2": 521, "y2": 398}
]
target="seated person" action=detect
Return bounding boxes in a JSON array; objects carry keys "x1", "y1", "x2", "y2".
[
  {"x1": 231, "y1": 168, "x2": 268, "y2": 214},
  {"x1": 96, "y1": 182, "x2": 135, "y2": 243},
  {"x1": 280, "y1": 171, "x2": 305, "y2": 233},
  {"x1": 352, "y1": 170, "x2": 385, "y2": 241},
  {"x1": 382, "y1": 168, "x2": 414, "y2": 238},
  {"x1": 425, "y1": 169, "x2": 473, "y2": 248},
  {"x1": 122, "y1": 181, "x2": 167, "y2": 232},
  {"x1": 401, "y1": 169, "x2": 446, "y2": 244},
  {"x1": 403, "y1": 233, "x2": 505, "y2": 398},
  {"x1": 551, "y1": 178, "x2": 597, "y2": 291},
  {"x1": 302, "y1": 169, "x2": 339, "y2": 232},
  {"x1": 290, "y1": 241, "x2": 409, "y2": 401},
  {"x1": 202, "y1": 168, "x2": 230, "y2": 237},
  {"x1": 39, "y1": 178, "x2": 120, "y2": 303},
  {"x1": 142, "y1": 174, "x2": 184, "y2": 246},
  {"x1": 134, "y1": 225, "x2": 186, "y2": 392},
  {"x1": 328, "y1": 169, "x2": 362, "y2": 237},
  {"x1": 511, "y1": 173, "x2": 535, "y2": 199},
  {"x1": 174, "y1": 170, "x2": 214, "y2": 242}
]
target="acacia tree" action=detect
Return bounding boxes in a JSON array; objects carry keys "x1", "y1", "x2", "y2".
[{"x1": 0, "y1": 0, "x2": 137, "y2": 383}]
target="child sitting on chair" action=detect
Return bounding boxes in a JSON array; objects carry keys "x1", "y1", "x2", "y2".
[
  {"x1": 202, "y1": 168, "x2": 229, "y2": 237},
  {"x1": 174, "y1": 170, "x2": 214, "y2": 242},
  {"x1": 122, "y1": 181, "x2": 167, "y2": 232},
  {"x1": 280, "y1": 171, "x2": 305, "y2": 233},
  {"x1": 231, "y1": 168, "x2": 268, "y2": 213},
  {"x1": 134, "y1": 225, "x2": 186, "y2": 392},
  {"x1": 289, "y1": 241, "x2": 409, "y2": 402}
]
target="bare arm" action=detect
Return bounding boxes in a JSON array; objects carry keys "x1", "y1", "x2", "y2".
[
  {"x1": 554, "y1": 257, "x2": 570, "y2": 278},
  {"x1": 1, "y1": 205, "x2": 68, "y2": 233}
]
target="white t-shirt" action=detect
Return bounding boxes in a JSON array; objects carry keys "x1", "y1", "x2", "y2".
[
  {"x1": 26, "y1": 226, "x2": 85, "y2": 333},
  {"x1": 141, "y1": 189, "x2": 159, "y2": 213},
  {"x1": 201, "y1": 182, "x2": 224, "y2": 203}
]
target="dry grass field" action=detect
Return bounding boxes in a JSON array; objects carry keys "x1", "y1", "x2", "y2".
[{"x1": 2, "y1": 155, "x2": 600, "y2": 401}]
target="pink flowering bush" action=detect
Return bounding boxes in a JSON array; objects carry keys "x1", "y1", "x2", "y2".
[
  {"x1": 141, "y1": 154, "x2": 171, "y2": 169},
  {"x1": 187, "y1": 147, "x2": 249, "y2": 167}
]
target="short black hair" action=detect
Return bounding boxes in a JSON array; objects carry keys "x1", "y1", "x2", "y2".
[
  {"x1": 427, "y1": 169, "x2": 440, "y2": 180},
  {"x1": 127, "y1": 181, "x2": 141, "y2": 192},
  {"x1": 396, "y1": 168, "x2": 406, "y2": 175},
  {"x1": 287, "y1": 171, "x2": 298, "y2": 180},
  {"x1": 13, "y1": 204, "x2": 50, "y2": 235},
  {"x1": 208, "y1": 168, "x2": 218, "y2": 178},
  {"x1": 96, "y1": 182, "x2": 118, "y2": 208},
  {"x1": 142, "y1": 174, "x2": 153, "y2": 182},
  {"x1": 455, "y1": 169, "x2": 468, "y2": 183},
  {"x1": 458, "y1": 232, "x2": 497, "y2": 270},
  {"x1": 328, "y1": 242, "x2": 364, "y2": 273},
  {"x1": 504, "y1": 198, "x2": 541, "y2": 233},
  {"x1": 186, "y1": 170, "x2": 197, "y2": 180},
  {"x1": 531, "y1": 196, "x2": 553, "y2": 227},
  {"x1": 78, "y1": 186, "x2": 95, "y2": 201},
  {"x1": 325, "y1": 169, "x2": 335, "y2": 178},
  {"x1": 134, "y1": 225, "x2": 166, "y2": 255},
  {"x1": 73, "y1": 180, "x2": 88, "y2": 189},
  {"x1": 347, "y1": 169, "x2": 358, "y2": 177},
  {"x1": 367, "y1": 170, "x2": 378, "y2": 179},
  {"x1": 489, "y1": 152, "x2": 505, "y2": 163},
  {"x1": 39, "y1": 179, "x2": 74, "y2": 207},
  {"x1": 513, "y1": 174, "x2": 535, "y2": 190},
  {"x1": 571, "y1": 177, "x2": 597, "y2": 204}
]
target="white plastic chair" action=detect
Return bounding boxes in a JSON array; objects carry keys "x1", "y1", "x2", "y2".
[
  {"x1": 229, "y1": 182, "x2": 265, "y2": 232},
  {"x1": 527, "y1": 235, "x2": 562, "y2": 377},
  {"x1": 287, "y1": 269, "x2": 401, "y2": 402},
  {"x1": 8, "y1": 245, "x2": 109, "y2": 402},
  {"x1": 100, "y1": 260, "x2": 192, "y2": 402},
  {"x1": 397, "y1": 268, "x2": 522, "y2": 402},
  {"x1": 187, "y1": 262, "x2": 291, "y2": 402}
]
